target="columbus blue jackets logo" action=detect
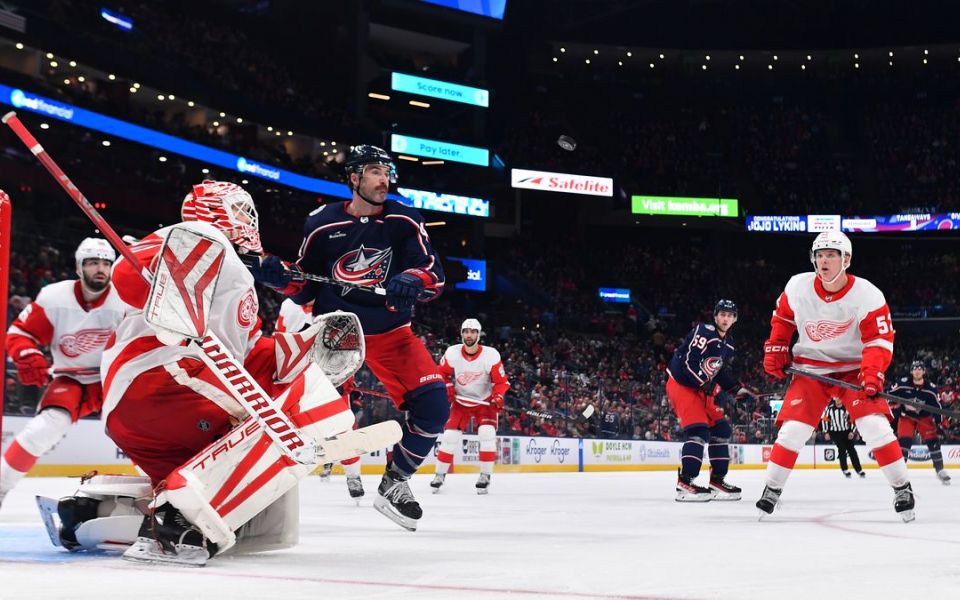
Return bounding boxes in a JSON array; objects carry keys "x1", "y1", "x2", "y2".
[
  {"x1": 701, "y1": 356, "x2": 724, "y2": 378},
  {"x1": 332, "y1": 245, "x2": 393, "y2": 291}
]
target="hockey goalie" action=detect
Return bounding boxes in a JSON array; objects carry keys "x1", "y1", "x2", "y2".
[{"x1": 36, "y1": 181, "x2": 400, "y2": 566}]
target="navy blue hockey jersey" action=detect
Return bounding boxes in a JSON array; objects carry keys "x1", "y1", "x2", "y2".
[
  {"x1": 290, "y1": 201, "x2": 444, "y2": 334},
  {"x1": 888, "y1": 377, "x2": 941, "y2": 421},
  {"x1": 667, "y1": 323, "x2": 739, "y2": 392}
]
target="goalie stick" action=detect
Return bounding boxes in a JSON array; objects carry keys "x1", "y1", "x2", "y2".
[
  {"x1": 238, "y1": 253, "x2": 387, "y2": 296},
  {"x1": 0, "y1": 110, "x2": 381, "y2": 466},
  {"x1": 786, "y1": 366, "x2": 960, "y2": 419}
]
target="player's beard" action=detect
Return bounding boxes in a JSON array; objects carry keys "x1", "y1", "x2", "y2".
[{"x1": 82, "y1": 272, "x2": 109, "y2": 292}]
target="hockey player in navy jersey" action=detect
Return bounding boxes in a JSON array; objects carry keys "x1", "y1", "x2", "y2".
[
  {"x1": 889, "y1": 361, "x2": 950, "y2": 485},
  {"x1": 251, "y1": 145, "x2": 447, "y2": 530},
  {"x1": 666, "y1": 300, "x2": 754, "y2": 502}
]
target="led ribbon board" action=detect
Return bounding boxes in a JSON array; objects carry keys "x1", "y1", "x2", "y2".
[
  {"x1": 598, "y1": 288, "x2": 631, "y2": 303},
  {"x1": 746, "y1": 214, "x2": 960, "y2": 233},
  {"x1": 418, "y1": 0, "x2": 507, "y2": 20},
  {"x1": 447, "y1": 256, "x2": 487, "y2": 291},
  {"x1": 396, "y1": 187, "x2": 489, "y2": 218},
  {"x1": 631, "y1": 195, "x2": 739, "y2": 217},
  {"x1": 390, "y1": 133, "x2": 489, "y2": 166},
  {"x1": 391, "y1": 73, "x2": 489, "y2": 108}
]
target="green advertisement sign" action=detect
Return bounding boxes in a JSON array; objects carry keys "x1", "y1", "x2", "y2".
[{"x1": 631, "y1": 195, "x2": 739, "y2": 217}]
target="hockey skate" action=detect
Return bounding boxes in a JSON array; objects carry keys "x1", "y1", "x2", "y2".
[
  {"x1": 857, "y1": 471, "x2": 866, "y2": 479},
  {"x1": 842, "y1": 470, "x2": 852, "y2": 478},
  {"x1": 318, "y1": 463, "x2": 333, "y2": 482},
  {"x1": 373, "y1": 467, "x2": 422, "y2": 531},
  {"x1": 936, "y1": 470, "x2": 951, "y2": 486},
  {"x1": 346, "y1": 475, "x2": 364, "y2": 503},
  {"x1": 708, "y1": 476, "x2": 741, "y2": 501},
  {"x1": 893, "y1": 482, "x2": 915, "y2": 522},
  {"x1": 756, "y1": 485, "x2": 782, "y2": 518},
  {"x1": 476, "y1": 473, "x2": 491, "y2": 495},
  {"x1": 429, "y1": 473, "x2": 445, "y2": 493},
  {"x1": 675, "y1": 470, "x2": 712, "y2": 502},
  {"x1": 122, "y1": 503, "x2": 217, "y2": 567}
]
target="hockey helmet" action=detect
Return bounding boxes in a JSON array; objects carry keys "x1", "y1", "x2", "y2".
[
  {"x1": 345, "y1": 145, "x2": 397, "y2": 184},
  {"x1": 809, "y1": 230, "x2": 852, "y2": 266},
  {"x1": 181, "y1": 180, "x2": 262, "y2": 254},
  {"x1": 461, "y1": 318, "x2": 482, "y2": 332},
  {"x1": 714, "y1": 299, "x2": 738, "y2": 318},
  {"x1": 75, "y1": 237, "x2": 116, "y2": 268},
  {"x1": 910, "y1": 360, "x2": 925, "y2": 372}
]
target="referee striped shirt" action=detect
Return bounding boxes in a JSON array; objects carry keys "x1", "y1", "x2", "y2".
[{"x1": 823, "y1": 404, "x2": 853, "y2": 433}]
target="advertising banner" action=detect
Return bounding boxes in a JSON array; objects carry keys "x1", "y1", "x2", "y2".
[{"x1": 512, "y1": 169, "x2": 613, "y2": 197}]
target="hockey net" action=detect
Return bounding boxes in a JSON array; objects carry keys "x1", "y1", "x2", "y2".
[{"x1": 0, "y1": 190, "x2": 11, "y2": 442}]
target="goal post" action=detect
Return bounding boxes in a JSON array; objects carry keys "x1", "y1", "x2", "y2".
[{"x1": 0, "y1": 190, "x2": 11, "y2": 440}]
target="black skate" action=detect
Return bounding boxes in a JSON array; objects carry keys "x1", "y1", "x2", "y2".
[
  {"x1": 430, "y1": 473, "x2": 445, "y2": 493},
  {"x1": 857, "y1": 471, "x2": 866, "y2": 479},
  {"x1": 842, "y1": 470, "x2": 852, "y2": 479},
  {"x1": 476, "y1": 473, "x2": 491, "y2": 495},
  {"x1": 936, "y1": 470, "x2": 951, "y2": 486},
  {"x1": 675, "y1": 470, "x2": 712, "y2": 502},
  {"x1": 53, "y1": 496, "x2": 101, "y2": 551},
  {"x1": 122, "y1": 503, "x2": 217, "y2": 567},
  {"x1": 708, "y1": 476, "x2": 741, "y2": 501},
  {"x1": 373, "y1": 468, "x2": 422, "y2": 531},
  {"x1": 893, "y1": 482, "x2": 915, "y2": 523},
  {"x1": 346, "y1": 475, "x2": 364, "y2": 502},
  {"x1": 318, "y1": 463, "x2": 333, "y2": 482},
  {"x1": 756, "y1": 485, "x2": 782, "y2": 518}
]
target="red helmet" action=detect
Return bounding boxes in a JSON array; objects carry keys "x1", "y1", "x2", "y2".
[{"x1": 181, "y1": 180, "x2": 262, "y2": 254}]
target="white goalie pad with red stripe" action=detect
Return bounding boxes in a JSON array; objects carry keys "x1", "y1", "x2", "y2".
[
  {"x1": 273, "y1": 310, "x2": 365, "y2": 386},
  {"x1": 145, "y1": 226, "x2": 226, "y2": 343},
  {"x1": 161, "y1": 363, "x2": 398, "y2": 552}
]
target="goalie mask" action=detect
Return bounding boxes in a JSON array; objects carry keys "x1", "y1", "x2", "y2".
[{"x1": 181, "y1": 180, "x2": 262, "y2": 254}]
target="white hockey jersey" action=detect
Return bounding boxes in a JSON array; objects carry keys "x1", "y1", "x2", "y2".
[
  {"x1": 100, "y1": 221, "x2": 262, "y2": 419},
  {"x1": 7, "y1": 280, "x2": 131, "y2": 384},
  {"x1": 769, "y1": 272, "x2": 894, "y2": 375},
  {"x1": 438, "y1": 344, "x2": 510, "y2": 407},
  {"x1": 275, "y1": 298, "x2": 314, "y2": 333}
]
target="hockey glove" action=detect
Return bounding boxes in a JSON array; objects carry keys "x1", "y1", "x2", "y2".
[
  {"x1": 248, "y1": 254, "x2": 300, "y2": 290},
  {"x1": 385, "y1": 270, "x2": 427, "y2": 312},
  {"x1": 858, "y1": 369, "x2": 885, "y2": 397},
  {"x1": 13, "y1": 347, "x2": 50, "y2": 387},
  {"x1": 763, "y1": 342, "x2": 791, "y2": 380},
  {"x1": 489, "y1": 393, "x2": 505, "y2": 410}
]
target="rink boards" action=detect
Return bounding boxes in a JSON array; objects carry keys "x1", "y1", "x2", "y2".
[{"x1": 2, "y1": 415, "x2": 958, "y2": 475}]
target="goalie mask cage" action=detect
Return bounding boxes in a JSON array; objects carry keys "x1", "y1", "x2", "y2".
[{"x1": 0, "y1": 190, "x2": 11, "y2": 441}]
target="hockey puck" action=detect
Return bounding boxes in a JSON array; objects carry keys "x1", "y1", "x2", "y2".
[{"x1": 557, "y1": 135, "x2": 577, "y2": 151}]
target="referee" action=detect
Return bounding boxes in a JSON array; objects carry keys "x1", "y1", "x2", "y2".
[{"x1": 822, "y1": 398, "x2": 865, "y2": 478}]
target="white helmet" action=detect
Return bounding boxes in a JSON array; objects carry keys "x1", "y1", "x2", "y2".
[
  {"x1": 461, "y1": 318, "x2": 482, "y2": 332},
  {"x1": 809, "y1": 230, "x2": 852, "y2": 265},
  {"x1": 75, "y1": 237, "x2": 116, "y2": 268}
]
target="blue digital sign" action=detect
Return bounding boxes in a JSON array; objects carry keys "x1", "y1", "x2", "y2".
[
  {"x1": 418, "y1": 0, "x2": 507, "y2": 20},
  {"x1": 396, "y1": 187, "x2": 489, "y2": 218},
  {"x1": 598, "y1": 288, "x2": 631, "y2": 303},
  {"x1": 391, "y1": 72, "x2": 489, "y2": 108},
  {"x1": 391, "y1": 133, "x2": 489, "y2": 167},
  {"x1": 447, "y1": 257, "x2": 487, "y2": 292},
  {"x1": 100, "y1": 8, "x2": 133, "y2": 31},
  {"x1": 2, "y1": 84, "x2": 356, "y2": 198}
]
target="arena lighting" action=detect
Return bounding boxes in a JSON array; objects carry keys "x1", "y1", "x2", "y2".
[
  {"x1": 0, "y1": 83, "x2": 398, "y2": 200},
  {"x1": 618, "y1": 61, "x2": 623, "y2": 66},
  {"x1": 398, "y1": 155, "x2": 419, "y2": 161},
  {"x1": 368, "y1": 92, "x2": 390, "y2": 101},
  {"x1": 626, "y1": 51, "x2": 632, "y2": 57},
  {"x1": 45, "y1": 52, "x2": 53, "y2": 59},
  {"x1": 585, "y1": 59, "x2": 591, "y2": 64},
  {"x1": 219, "y1": 112, "x2": 226, "y2": 118},
  {"x1": 108, "y1": 74, "x2": 115, "y2": 80},
  {"x1": 705, "y1": 55, "x2": 711, "y2": 60},
  {"x1": 806, "y1": 55, "x2": 812, "y2": 60},
  {"x1": 649, "y1": 63, "x2": 655, "y2": 68},
  {"x1": 409, "y1": 100, "x2": 431, "y2": 108},
  {"x1": 187, "y1": 100, "x2": 195, "y2": 107},
  {"x1": 659, "y1": 53, "x2": 664, "y2": 59},
  {"x1": 15, "y1": 42, "x2": 23, "y2": 50},
  {"x1": 421, "y1": 160, "x2": 445, "y2": 165},
  {"x1": 267, "y1": 126, "x2": 273, "y2": 131},
  {"x1": 735, "y1": 65, "x2": 741, "y2": 70},
  {"x1": 49, "y1": 61, "x2": 58, "y2": 68},
  {"x1": 739, "y1": 55, "x2": 744, "y2": 61},
  {"x1": 158, "y1": 156, "x2": 167, "y2": 162},
  {"x1": 553, "y1": 57, "x2": 558, "y2": 62},
  {"x1": 100, "y1": 8, "x2": 133, "y2": 31},
  {"x1": 593, "y1": 49, "x2": 598, "y2": 55},
  {"x1": 560, "y1": 47, "x2": 566, "y2": 53},
  {"x1": 236, "y1": 117, "x2": 243, "y2": 123},
  {"x1": 101, "y1": 140, "x2": 110, "y2": 146},
  {"x1": 69, "y1": 60, "x2": 77, "y2": 67}
]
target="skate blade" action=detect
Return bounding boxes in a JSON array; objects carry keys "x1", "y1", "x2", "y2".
[
  {"x1": 431, "y1": 487, "x2": 442, "y2": 494},
  {"x1": 899, "y1": 510, "x2": 916, "y2": 523},
  {"x1": 710, "y1": 492, "x2": 742, "y2": 502},
  {"x1": 675, "y1": 492, "x2": 712, "y2": 503},
  {"x1": 36, "y1": 496, "x2": 64, "y2": 548},
  {"x1": 372, "y1": 496, "x2": 418, "y2": 532},
  {"x1": 122, "y1": 537, "x2": 208, "y2": 567},
  {"x1": 476, "y1": 488, "x2": 489, "y2": 495}
]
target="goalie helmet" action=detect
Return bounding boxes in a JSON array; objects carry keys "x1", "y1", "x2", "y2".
[
  {"x1": 345, "y1": 145, "x2": 397, "y2": 184},
  {"x1": 181, "y1": 180, "x2": 262, "y2": 254},
  {"x1": 75, "y1": 237, "x2": 116, "y2": 268}
]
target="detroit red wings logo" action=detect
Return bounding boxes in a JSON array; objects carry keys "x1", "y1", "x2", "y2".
[
  {"x1": 332, "y1": 245, "x2": 392, "y2": 291},
  {"x1": 59, "y1": 328, "x2": 112, "y2": 357},
  {"x1": 804, "y1": 318, "x2": 855, "y2": 342},
  {"x1": 237, "y1": 289, "x2": 258, "y2": 328},
  {"x1": 456, "y1": 371, "x2": 486, "y2": 386}
]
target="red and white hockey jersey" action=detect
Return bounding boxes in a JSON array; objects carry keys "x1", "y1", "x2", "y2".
[
  {"x1": 275, "y1": 298, "x2": 314, "y2": 333},
  {"x1": 438, "y1": 344, "x2": 510, "y2": 407},
  {"x1": 100, "y1": 221, "x2": 262, "y2": 419},
  {"x1": 7, "y1": 280, "x2": 131, "y2": 384},
  {"x1": 767, "y1": 272, "x2": 894, "y2": 376}
]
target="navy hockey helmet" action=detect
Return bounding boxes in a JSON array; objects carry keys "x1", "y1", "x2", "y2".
[
  {"x1": 714, "y1": 299, "x2": 738, "y2": 317},
  {"x1": 910, "y1": 360, "x2": 925, "y2": 372},
  {"x1": 345, "y1": 144, "x2": 397, "y2": 184}
]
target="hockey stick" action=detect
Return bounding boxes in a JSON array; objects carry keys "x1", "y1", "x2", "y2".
[
  {"x1": 1, "y1": 111, "x2": 324, "y2": 465},
  {"x1": 786, "y1": 366, "x2": 960, "y2": 419},
  {"x1": 238, "y1": 253, "x2": 386, "y2": 296},
  {"x1": 356, "y1": 387, "x2": 595, "y2": 421}
]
